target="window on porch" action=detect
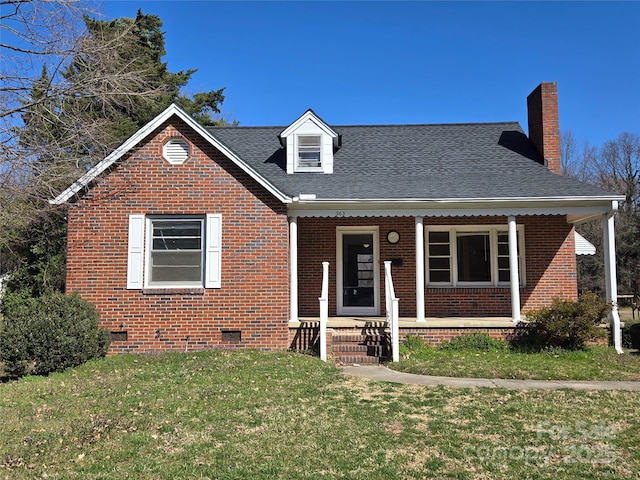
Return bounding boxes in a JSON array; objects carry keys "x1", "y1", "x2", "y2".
[{"x1": 427, "y1": 226, "x2": 525, "y2": 287}]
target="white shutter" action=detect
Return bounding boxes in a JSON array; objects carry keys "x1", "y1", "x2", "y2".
[
  {"x1": 205, "y1": 214, "x2": 222, "y2": 288},
  {"x1": 127, "y1": 214, "x2": 145, "y2": 289}
]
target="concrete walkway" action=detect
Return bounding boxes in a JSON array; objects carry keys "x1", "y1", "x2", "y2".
[{"x1": 341, "y1": 365, "x2": 640, "y2": 391}]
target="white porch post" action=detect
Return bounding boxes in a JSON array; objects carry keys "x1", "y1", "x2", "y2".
[
  {"x1": 508, "y1": 215, "x2": 521, "y2": 323},
  {"x1": 289, "y1": 215, "x2": 298, "y2": 323},
  {"x1": 319, "y1": 262, "x2": 329, "y2": 361},
  {"x1": 415, "y1": 216, "x2": 426, "y2": 322},
  {"x1": 603, "y1": 204, "x2": 623, "y2": 354}
]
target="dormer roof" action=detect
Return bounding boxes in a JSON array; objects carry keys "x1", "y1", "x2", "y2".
[{"x1": 278, "y1": 109, "x2": 340, "y2": 145}]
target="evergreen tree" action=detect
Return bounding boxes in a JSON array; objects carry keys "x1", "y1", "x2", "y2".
[{"x1": 2, "y1": 10, "x2": 229, "y2": 297}]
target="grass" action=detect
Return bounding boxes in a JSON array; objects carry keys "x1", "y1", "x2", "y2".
[
  {"x1": 1, "y1": 350, "x2": 639, "y2": 479},
  {"x1": 389, "y1": 307, "x2": 640, "y2": 381},
  {"x1": 392, "y1": 344, "x2": 640, "y2": 381}
]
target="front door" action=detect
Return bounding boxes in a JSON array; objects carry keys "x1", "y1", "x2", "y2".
[{"x1": 337, "y1": 228, "x2": 380, "y2": 315}]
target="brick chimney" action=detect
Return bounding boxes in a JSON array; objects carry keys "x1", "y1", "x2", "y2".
[{"x1": 527, "y1": 82, "x2": 561, "y2": 174}]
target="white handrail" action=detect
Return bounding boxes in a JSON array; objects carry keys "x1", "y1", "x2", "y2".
[
  {"x1": 318, "y1": 262, "x2": 329, "y2": 361},
  {"x1": 384, "y1": 261, "x2": 400, "y2": 362}
]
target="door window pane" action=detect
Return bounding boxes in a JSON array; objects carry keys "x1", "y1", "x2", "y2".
[{"x1": 342, "y1": 234, "x2": 374, "y2": 307}]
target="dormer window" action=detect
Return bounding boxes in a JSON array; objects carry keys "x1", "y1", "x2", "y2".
[
  {"x1": 297, "y1": 135, "x2": 322, "y2": 171},
  {"x1": 279, "y1": 109, "x2": 340, "y2": 175}
]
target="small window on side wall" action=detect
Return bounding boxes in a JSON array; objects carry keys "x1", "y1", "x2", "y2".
[{"x1": 296, "y1": 135, "x2": 321, "y2": 170}]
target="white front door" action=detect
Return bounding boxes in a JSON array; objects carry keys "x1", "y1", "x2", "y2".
[{"x1": 337, "y1": 227, "x2": 380, "y2": 315}]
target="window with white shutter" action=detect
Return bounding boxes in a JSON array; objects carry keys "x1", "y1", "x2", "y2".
[{"x1": 126, "y1": 214, "x2": 222, "y2": 289}]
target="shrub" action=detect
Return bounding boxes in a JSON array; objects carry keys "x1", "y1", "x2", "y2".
[
  {"x1": 439, "y1": 333, "x2": 509, "y2": 352},
  {"x1": 403, "y1": 334, "x2": 425, "y2": 350},
  {"x1": 399, "y1": 334, "x2": 433, "y2": 358},
  {"x1": 622, "y1": 320, "x2": 640, "y2": 350},
  {"x1": 513, "y1": 292, "x2": 610, "y2": 351},
  {"x1": 0, "y1": 291, "x2": 110, "y2": 379}
]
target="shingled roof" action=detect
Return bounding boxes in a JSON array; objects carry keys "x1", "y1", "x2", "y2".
[{"x1": 207, "y1": 121, "x2": 616, "y2": 201}]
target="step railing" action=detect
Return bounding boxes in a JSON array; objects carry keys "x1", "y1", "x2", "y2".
[
  {"x1": 384, "y1": 261, "x2": 400, "y2": 362},
  {"x1": 318, "y1": 262, "x2": 329, "y2": 361}
]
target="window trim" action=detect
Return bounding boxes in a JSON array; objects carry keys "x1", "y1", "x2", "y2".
[
  {"x1": 145, "y1": 216, "x2": 204, "y2": 289},
  {"x1": 294, "y1": 134, "x2": 323, "y2": 172},
  {"x1": 426, "y1": 225, "x2": 525, "y2": 287}
]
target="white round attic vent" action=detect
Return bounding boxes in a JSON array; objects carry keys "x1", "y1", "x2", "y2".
[{"x1": 162, "y1": 137, "x2": 190, "y2": 165}]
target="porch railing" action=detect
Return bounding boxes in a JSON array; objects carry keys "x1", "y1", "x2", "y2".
[
  {"x1": 318, "y1": 262, "x2": 329, "y2": 361},
  {"x1": 384, "y1": 261, "x2": 400, "y2": 362}
]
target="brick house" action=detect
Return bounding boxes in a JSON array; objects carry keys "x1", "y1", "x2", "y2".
[{"x1": 52, "y1": 83, "x2": 625, "y2": 361}]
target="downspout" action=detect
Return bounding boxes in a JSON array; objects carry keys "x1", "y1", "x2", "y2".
[{"x1": 603, "y1": 201, "x2": 623, "y2": 354}]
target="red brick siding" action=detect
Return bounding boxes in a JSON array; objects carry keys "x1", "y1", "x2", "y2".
[
  {"x1": 297, "y1": 215, "x2": 577, "y2": 317},
  {"x1": 298, "y1": 217, "x2": 416, "y2": 316},
  {"x1": 66, "y1": 118, "x2": 290, "y2": 353},
  {"x1": 527, "y1": 82, "x2": 561, "y2": 174}
]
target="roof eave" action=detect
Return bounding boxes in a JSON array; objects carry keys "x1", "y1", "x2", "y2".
[
  {"x1": 288, "y1": 196, "x2": 624, "y2": 222},
  {"x1": 290, "y1": 195, "x2": 625, "y2": 205}
]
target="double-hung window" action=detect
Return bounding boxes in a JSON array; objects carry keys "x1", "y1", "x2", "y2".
[
  {"x1": 427, "y1": 226, "x2": 524, "y2": 287},
  {"x1": 149, "y1": 219, "x2": 203, "y2": 286},
  {"x1": 127, "y1": 214, "x2": 221, "y2": 289},
  {"x1": 296, "y1": 135, "x2": 322, "y2": 170}
]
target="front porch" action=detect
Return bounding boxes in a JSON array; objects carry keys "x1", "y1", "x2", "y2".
[
  {"x1": 288, "y1": 210, "x2": 625, "y2": 359},
  {"x1": 289, "y1": 316, "x2": 519, "y2": 365}
]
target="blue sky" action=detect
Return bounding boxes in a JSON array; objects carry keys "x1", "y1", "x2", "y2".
[{"x1": 101, "y1": 1, "x2": 640, "y2": 146}]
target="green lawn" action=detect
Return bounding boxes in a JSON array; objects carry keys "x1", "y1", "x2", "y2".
[
  {"x1": 1, "y1": 350, "x2": 639, "y2": 479},
  {"x1": 391, "y1": 345, "x2": 640, "y2": 381}
]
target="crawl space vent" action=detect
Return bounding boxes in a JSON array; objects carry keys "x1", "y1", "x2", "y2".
[
  {"x1": 221, "y1": 330, "x2": 241, "y2": 343},
  {"x1": 111, "y1": 331, "x2": 128, "y2": 342}
]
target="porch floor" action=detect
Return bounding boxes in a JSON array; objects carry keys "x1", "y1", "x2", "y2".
[{"x1": 295, "y1": 316, "x2": 516, "y2": 328}]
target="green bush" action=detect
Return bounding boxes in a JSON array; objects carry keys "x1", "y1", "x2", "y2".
[
  {"x1": 403, "y1": 334, "x2": 426, "y2": 350},
  {"x1": 399, "y1": 334, "x2": 433, "y2": 358},
  {"x1": 0, "y1": 291, "x2": 110, "y2": 379},
  {"x1": 513, "y1": 292, "x2": 610, "y2": 351},
  {"x1": 622, "y1": 320, "x2": 640, "y2": 349},
  {"x1": 439, "y1": 333, "x2": 509, "y2": 352}
]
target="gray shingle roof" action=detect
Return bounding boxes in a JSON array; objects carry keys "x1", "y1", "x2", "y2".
[{"x1": 207, "y1": 122, "x2": 617, "y2": 200}]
